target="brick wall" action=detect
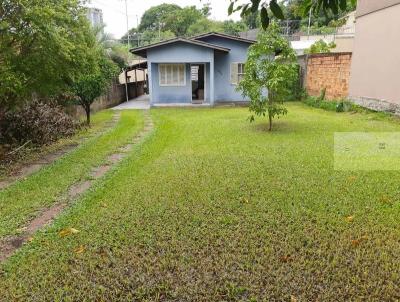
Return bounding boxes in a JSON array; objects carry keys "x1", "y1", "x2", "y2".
[{"x1": 304, "y1": 52, "x2": 352, "y2": 99}]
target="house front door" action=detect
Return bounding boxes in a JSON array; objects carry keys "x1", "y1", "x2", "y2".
[{"x1": 191, "y1": 64, "x2": 205, "y2": 104}]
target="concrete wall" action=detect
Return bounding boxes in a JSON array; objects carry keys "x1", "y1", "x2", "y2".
[
  {"x1": 333, "y1": 36, "x2": 354, "y2": 53},
  {"x1": 349, "y1": 2, "x2": 400, "y2": 111},
  {"x1": 356, "y1": 0, "x2": 400, "y2": 17},
  {"x1": 147, "y1": 42, "x2": 214, "y2": 104},
  {"x1": 304, "y1": 53, "x2": 352, "y2": 99},
  {"x1": 196, "y1": 36, "x2": 250, "y2": 102}
]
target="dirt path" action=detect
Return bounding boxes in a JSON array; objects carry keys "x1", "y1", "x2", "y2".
[
  {"x1": 0, "y1": 113, "x2": 121, "y2": 190},
  {"x1": 0, "y1": 111, "x2": 153, "y2": 263}
]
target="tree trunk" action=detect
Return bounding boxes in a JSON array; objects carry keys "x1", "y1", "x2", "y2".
[
  {"x1": 268, "y1": 111, "x2": 272, "y2": 131},
  {"x1": 85, "y1": 106, "x2": 91, "y2": 126}
]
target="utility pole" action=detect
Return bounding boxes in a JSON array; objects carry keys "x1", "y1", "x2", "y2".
[
  {"x1": 123, "y1": 0, "x2": 130, "y2": 102},
  {"x1": 124, "y1": 0, "x2": 130, "y2": 48},
  {"x1": 307, "y1": 6, "x2": 312, "y2": 39},
  {"x1": 136, "y1": 15, "x2": 140, "y2": 47}
]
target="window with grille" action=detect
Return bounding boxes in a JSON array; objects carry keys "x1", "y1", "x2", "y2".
[
  {"x1": 231, "y1": 63, "x2": 245, "y2": 85},
  {"x1": 159, "y1": 64, "x2": 186, "y2": 86}
]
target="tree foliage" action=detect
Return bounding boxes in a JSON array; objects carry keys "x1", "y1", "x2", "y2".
[
  {"x1": 72, "y1": 55, "x2": 118, "y2": 125},
  {"x1": 137, "y1": 4, "x2": 211, "y2": 37},
  {"x1": 305, "y1": 39, "x2": 336, "y2": 54},
  {"x1": 0, "y1": 0, "x2": 97, "y2": 109},
  {"x1": 230, "y1": 0, "x2": 357, "y2": 29},
  {"x1": 124, "y1": 3, "x2": 247, "y2": 45},
  {"x1": 187, "y1": 19, "x2": 247, "y2": 37},
  {"x1": 165, "y1": 6, "x2": 205, "y2": 37},
  {"x1": 93, "y1": 25, "x2": 133, "y2": 70},
  {"x1": 237, "y1": 23, "x2": 298, "y2": 131},
  {"x1": 138, "y1": 4, "x2": 182, "y2": 32}
]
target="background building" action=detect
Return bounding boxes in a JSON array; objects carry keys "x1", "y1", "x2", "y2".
[{"x1": 86, "y1": 7, "x2": 104, "y2": 28}]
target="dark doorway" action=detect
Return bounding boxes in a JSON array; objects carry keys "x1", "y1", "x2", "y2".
[{"x1": 191, "y1": 64, "x2": 205, "y2": 104}]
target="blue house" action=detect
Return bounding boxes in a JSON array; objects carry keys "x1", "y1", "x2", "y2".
[{"x1": 130, "y1": 33, "x2": 255, "y2": 106}]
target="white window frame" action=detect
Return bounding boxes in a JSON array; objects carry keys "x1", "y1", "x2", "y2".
[
  {"x1": 159, "y1": 63, "x2": 186, "y2": 87},
  {"x1": 237, "y1": 63, "x2": 245, "y2": 83},
  {"x1": 231, "y1": 62, "x2": 245, "y2": 85}
]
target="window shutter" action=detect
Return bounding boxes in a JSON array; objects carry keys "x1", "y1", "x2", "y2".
[{"x1": 231, "y1": 63, "x2": 238, "y2": 85}]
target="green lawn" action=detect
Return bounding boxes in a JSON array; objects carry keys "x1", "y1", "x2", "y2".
[
  {"x1": 1, "y1": 103, "x2": 400, "y2": 301},
  {"x1": 0, "y1": 110, "x2": 144, "y2": 238}
]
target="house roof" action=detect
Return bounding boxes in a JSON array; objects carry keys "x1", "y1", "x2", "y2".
[
  {"x1": 191, "y1": 32, "x2": 256, "y2": 44},
  {"x1": 130, "y1": 37, "x2": 231, "y2": 57},
  {"x1": 126, "y1": 59, "x2": 147, "y2": 71}
]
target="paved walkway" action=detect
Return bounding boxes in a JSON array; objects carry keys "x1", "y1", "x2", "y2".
[{"x1": 112, "y1": 95, "x2": 150, "y2": 110}]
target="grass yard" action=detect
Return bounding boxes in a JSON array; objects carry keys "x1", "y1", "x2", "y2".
[
  {"x1": 0, "y1": 110, "x2": 144, "y2": 238},
  {"x1": 1, "y1": 103, "x2": 400, "y2": 301}
]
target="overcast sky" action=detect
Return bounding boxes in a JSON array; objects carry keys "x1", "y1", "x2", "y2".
[{"x1": 87, "y1": 0, "x2": 242, "y2": 39}]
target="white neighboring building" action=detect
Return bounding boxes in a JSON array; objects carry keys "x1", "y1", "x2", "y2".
[
  {"x1": 86, "y1": 7, "x2": 103, "y2": 28},
  {"x1": 240, "y1": 11, "x2": 356, "y2": 55}
]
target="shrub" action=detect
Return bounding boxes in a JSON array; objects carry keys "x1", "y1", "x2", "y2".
[
  {"x1": 0, "y1": 101, "x2": 79, "y2": 147},
  {"x1": 303, "y1": 96, "x2": 359, "y2": 113},
  {"x1": 305, "y1": 39, "x2": 336, "y2": 54}
]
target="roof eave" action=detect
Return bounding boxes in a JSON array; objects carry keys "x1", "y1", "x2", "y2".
[
  {"x1": 191, "y1": 32, "x2": 256, "y2": 44},
  {"x1": 129, "y1": 37, "x2": 230, "y2": 57}
]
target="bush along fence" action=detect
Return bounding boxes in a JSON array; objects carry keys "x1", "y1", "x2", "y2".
[{"x1": 298, "y1": 52, "x2": 352, "y2": 100}]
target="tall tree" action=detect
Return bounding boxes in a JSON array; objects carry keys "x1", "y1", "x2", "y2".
[
  {"x1": 0, "y1": 0, "x2": 96, "y2": 109},
  {"x1": 187, "y1": 19, "x2": 224, "y2": 37},
  {"x1": 237, "y1": 22, "x2": 298, "y2": 131},
  {"x1": 138, "y1": 4, "x2": 182, "y2": 32},
  {"x1": 164, "y1": 6, "x2": 204, "y2": 37},
  {"x1": 222, "y1": 20, "x2": 248, "y2": 36}
]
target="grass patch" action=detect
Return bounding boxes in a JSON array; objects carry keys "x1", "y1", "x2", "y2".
[
  {"x1": 1, "y1": 103, "x2": 400, "y2": 300},
  {"x1": 0, "y1": 110, "x2": 144, "y2": 238}
]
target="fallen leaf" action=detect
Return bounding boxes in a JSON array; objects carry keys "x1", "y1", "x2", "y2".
[
  {"x1": 351, "y1": 235, "x2": 368, "y2": 247},
  {"x1": 345, "y1": 215, "x2": 354, "y2": 223},
  {"x1": 379, "y1": 195, "x2": 392, "y2": 204},
  {"x1": 101, "y1": 203, "x2": 108, "y2": 208},
  {"x1": 74, "y1": 245, "x2": 85, "y2": 254},
  {"x1": 351, "y1": 239, "x2": 360, "y2": 247},
  {"x1": 27, "y1": 237, "x2": 34, "y2": 242},
  {"x1": 347, "y1": 175, "x2": 357, "y2": 182},
  {"x1": 59, "y1": 227, "x2": 80, "y2": 237},
  {"x1": 290, "y1": 295, "x2": 298, "y2": 302},
  {"x1": 279, "y1": 255, "x2": 293, "y2": 263}
]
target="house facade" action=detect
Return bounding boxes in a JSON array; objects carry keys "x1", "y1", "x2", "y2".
[
  {"x1": 349, "y1": 0, "x2": 400, "y2": 113},
  {"x1": 130, "y1": 33, "x2": 255, "y2": 106}
]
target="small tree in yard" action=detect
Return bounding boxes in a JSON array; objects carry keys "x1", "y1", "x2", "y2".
[
  {"x1": 237, "y1": 22, "x2": 298, "y2": 131},
  {"x1": 73, "y1": 56, "x2": 118, "y2": 125}
]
